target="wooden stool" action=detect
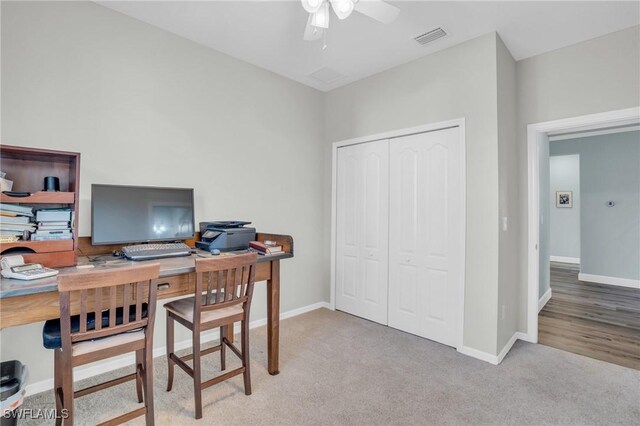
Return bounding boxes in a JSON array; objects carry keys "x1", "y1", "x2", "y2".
[
  {"x1": 42, "y1": 263, "x2": 160, "y2": 425},
  {"x1": 164, "y1": 253, "x2": 257, "y2": 419}
]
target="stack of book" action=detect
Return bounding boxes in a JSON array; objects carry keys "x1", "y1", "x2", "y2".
[
  {"x1": 249, "y1": 240, "x2": 284, "y2": 256},
  {"x1": 0, "y1": 203, "x2": 35, "y2": 242},
  {"x1": 32, "y1": 208, "x2": 73, "y2": 241}
]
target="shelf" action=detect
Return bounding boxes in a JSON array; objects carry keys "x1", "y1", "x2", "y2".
[
  {"x1": 0, "y1": 239, "x2": 74, "y2": 254},
  {"x1": 1, "y1": 145, "x2": 79, "y2": 267},
  {"x1": 0, "y1": 191, "x2": 75, "y2": 204}
]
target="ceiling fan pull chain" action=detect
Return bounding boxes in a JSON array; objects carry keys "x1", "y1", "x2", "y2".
[{"x1": 323, "y1": 31, "x2": 328, "y2": 50}]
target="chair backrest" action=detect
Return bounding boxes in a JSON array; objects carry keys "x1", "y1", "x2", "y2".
[
  {"x1": 57, "y1": 263, "x2": 161, "y2": 350},
  {"x1": 193, "y1": 253, "x2": 257, "y2": 318}
]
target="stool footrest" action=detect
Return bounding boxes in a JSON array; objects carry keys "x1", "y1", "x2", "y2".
[
  {"x1": 181, "y1": 344, "x2": 221, "y2": 362},
  {"x1": 223, "y1": 337, "x2": 242, "y2": 359},
  {"x1": 171, "y1": 353, "x2": 194, "y2": 377},
  {"x1": 201, "y1": 367, "x2": 245, "y2": 390},
  {"x1": 96, "y1": 406, "x2": 147, "y2": 426},
  {"x1": 74, "y1": 372, "x2": 137, "y2": 398}
]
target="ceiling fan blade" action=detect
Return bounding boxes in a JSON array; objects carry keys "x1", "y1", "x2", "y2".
[
  {"x1": 304, "y1": 14, "x2": 324, "y2": 41},
  {"x1": 354, "y1": 0, "x2": 399, "y2": 24}
]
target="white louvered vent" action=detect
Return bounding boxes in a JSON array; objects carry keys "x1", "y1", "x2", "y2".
[{"x1": 414, "y1": 28, "x2": 447, "y2": 46}]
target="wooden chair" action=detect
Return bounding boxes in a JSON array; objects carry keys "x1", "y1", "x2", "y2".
[
  {"x1": 164, "y1": 253, "x2": 257, "y2": 419},
  {"x1": 42, "y1": 263, "x2": 161, "y2": 426}
]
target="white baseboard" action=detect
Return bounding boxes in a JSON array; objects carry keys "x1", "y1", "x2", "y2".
[
  {"x1": 497, "y1": 332, "x2": 528, "y2": 364},
  {"x1": 458, "y1": 332, "x2": 528, "y2": 365},
  {"x1": 457, "y1": 345, "x2": 499, "y2": 365},
  {"x1": 245, "y1": 301, "x2": 331, "y2": 329},
  {"x1": 25, "y1": 301, "x2": 331, "y2": 397},
  {"x1": 578, "y1": 273, "x2": 640, "y2": 289},
  {"x1": 517, "y1": 331, "x2": 537, "y2": 344},
  {"x1": 538, "y1": 288, "x2": 552, "y2": 312},
  {"x1": 550, "y1": 256, "x2": 580, "y2": 264}
]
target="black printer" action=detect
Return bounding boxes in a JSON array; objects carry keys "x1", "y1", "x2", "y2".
[{"x1": 196, "y1": 221, "x2": 256, "y2": 252}]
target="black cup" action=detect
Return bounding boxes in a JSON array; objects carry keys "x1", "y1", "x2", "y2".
[{"x1": 43, "y1": 176, "x2": 60, "y2": 192}]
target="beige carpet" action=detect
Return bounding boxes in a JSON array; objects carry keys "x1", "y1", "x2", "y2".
[{"x1": 19, "y1": 308, "x2": 640, "y2": 425}]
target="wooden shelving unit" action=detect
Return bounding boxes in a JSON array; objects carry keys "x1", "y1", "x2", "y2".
[
  {"x1": 0, "y1": 145, "x2": 80, "y2": 267},
  {"x1": 0, "y1": 191, "x2": 75, "y2": 204}
]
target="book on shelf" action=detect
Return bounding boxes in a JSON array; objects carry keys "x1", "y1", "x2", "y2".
[
  {"x1": 0, "y1": 203, "x2": 34, "y2": 217},
  {"x1": 36, "y1": 221, "x2": 70, "y2": 227},
  {"x1": 35, "y1": 208, "x2": 73, "y2": 222},
  {"x1": 36, "y1": 226, "x2": 71, "y2": 232},
  {"x1": 0, "y1": 236, "x2": 19, "y2": 243},
  {"x1": 0, "y1": 231, "x2": 23, "y2": 238},
  {"x1": 0, "y1": 223, "x2": 36, "y2": 232},
  {"x1": 34, "y1": 229, "x2": 71, "y2": 235},
  {"x1": 0, "y1": 215, "x2": 31, "y2": 224},
  {"x1": 248, "y1": 241, "x2": 284, "y2": 255},
  {"x1": 30, "y1": 233, "x2": 73, "y2": 241}
]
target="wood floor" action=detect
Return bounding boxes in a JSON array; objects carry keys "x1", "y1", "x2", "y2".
[{"x1": 539, "y1": 262, "x2": 640, "y2": 370}]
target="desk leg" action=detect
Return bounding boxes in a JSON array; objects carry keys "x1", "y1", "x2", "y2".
[{"x1": 266, "y1": 260, "x2": 280, "y2": 375}]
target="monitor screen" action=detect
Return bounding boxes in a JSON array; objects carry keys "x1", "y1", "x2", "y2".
[{"x1": 91, "y1": 184, "x2": 195, "y2": 245}]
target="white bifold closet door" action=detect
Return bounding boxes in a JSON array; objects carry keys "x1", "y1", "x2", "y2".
[
  {"x1": 335, "y1": 140, "x2": 389, "y2": 325},
  {"x1": 388, "y1": 127, "x2": 462, "y2": 347}
]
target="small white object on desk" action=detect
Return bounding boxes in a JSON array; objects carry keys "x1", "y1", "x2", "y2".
[{"x1": 76, "y1": 264, "x2": 95, "y2": 269}]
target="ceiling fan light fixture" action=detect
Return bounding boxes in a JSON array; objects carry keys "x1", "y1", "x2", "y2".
[
  {"x1": 311, "y1": 2, "x2": 330, "y2": 29},
  {"x1": 330, "y1": 0, "x2": 355, "y2": 20},
  {"x1": 304, "y1": 13, "x2": 324, "y2": 40},
  {"x1": 301, "y1": 0, "x2": 324, "y2": 14}
]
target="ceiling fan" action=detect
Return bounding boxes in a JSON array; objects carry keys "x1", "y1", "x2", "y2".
[{"x1": 302, "y1": 0, "x2": 400, "y2": 41}]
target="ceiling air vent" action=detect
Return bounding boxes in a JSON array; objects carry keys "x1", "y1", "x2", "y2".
[
  {"x1": 414, "y1": 27, "x2": 447, "y2": 46},
  {"x1": 309, "y1": 67, "x2": 344, "y2": 84}
]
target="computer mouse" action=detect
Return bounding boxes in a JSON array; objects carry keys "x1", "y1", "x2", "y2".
[{"x1": 211, "y1": 249, "x2": 221, "y2": 256}]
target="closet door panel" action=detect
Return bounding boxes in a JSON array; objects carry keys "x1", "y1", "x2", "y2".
[
  {"x1": 360, "y1": 144, "x2": 389, "y2": 322},
  {"x1": 398, "y1": 148, "x2": 418, "y2": 255},
  {"x1": 424, "y1": 143, "x2": 449, "y2": 268},
  {"x1": 336, "y1": 146, "x2": 362, "y2": 315},
  {"x1": 395, "y1": 263, "x2": 418, "y2": 336},
  {"x1": 336, "y1": 140, "x2": 389, "y2": 325},
  {"x1": 389, "y1": 127, "x2": 462, "y2": 347}
]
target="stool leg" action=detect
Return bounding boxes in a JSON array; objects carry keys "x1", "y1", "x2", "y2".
[
  {"x1": 166, "y1": 314, "x2": 175, "y2": 392},
  {"x1": 143, "y1": 347, "x2": 155, "y2": 426},
  {"x1": 54, "y1": 350, "x2": 63, "y2": 426},
  {"x1": 241, "y1": 319, "x2": 251, "y2": 396},
  {"x1": 193, "y1": 330, "x2": 203, "y2": 419},
  {"x1": 135, "y1": 350, "x2": 144, "y2": 403},
  {"x1": 220, "y1": 325, "x2": 226, "y2": 371},
  {"x1": 61, "y1": 353, "x2": 74, "y2": 425}
]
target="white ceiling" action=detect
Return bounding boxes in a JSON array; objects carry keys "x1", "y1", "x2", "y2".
[{"x1": 97, "y1": 1, "x2": 640, "y2": 92}]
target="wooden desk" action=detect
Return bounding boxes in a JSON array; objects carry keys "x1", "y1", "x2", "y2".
[{"x1": 0, "y1": 236, "x2": 293, "y2": 376}]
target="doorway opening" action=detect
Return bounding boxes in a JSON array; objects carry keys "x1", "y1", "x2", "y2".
[{"x1": 526, "y1": 107, "x2": 640, "y2": 369}]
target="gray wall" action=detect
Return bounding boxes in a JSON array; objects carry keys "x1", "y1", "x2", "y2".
[
  {"x1": 549, "y1": 154, "x2": 581, "y2": 260},
  {"x1": 1, "y1": 1, "x2": 326, "y2": 385},
  {"x1": 538, "y1": 135, "x2": 551, "y2": 298},
  {"x1": 325, "y1": 33, "x2": 502, "y2": 355},
  {"x1": 496, "y1": 36, "x2": 520, "y2": 352},
  {"x1": 550, "y1": 131, "x2": 640, "y2": 280},
  {"x1": 516, "y1": 25, "x2": 640, "y2": 330}
]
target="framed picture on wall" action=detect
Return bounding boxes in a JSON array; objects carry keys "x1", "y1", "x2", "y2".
[{"x1": 556, "y1": 191, "x2": 573, "y2": 208}]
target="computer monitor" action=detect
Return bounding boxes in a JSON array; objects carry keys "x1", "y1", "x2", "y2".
[{"x1": 91, "y1": 184, "x2": 195, "y2": 245}]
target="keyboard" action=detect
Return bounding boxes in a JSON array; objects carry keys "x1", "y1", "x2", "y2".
[{"x1": 122, "y1": 243, "x2": 192, "y2": 261}]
